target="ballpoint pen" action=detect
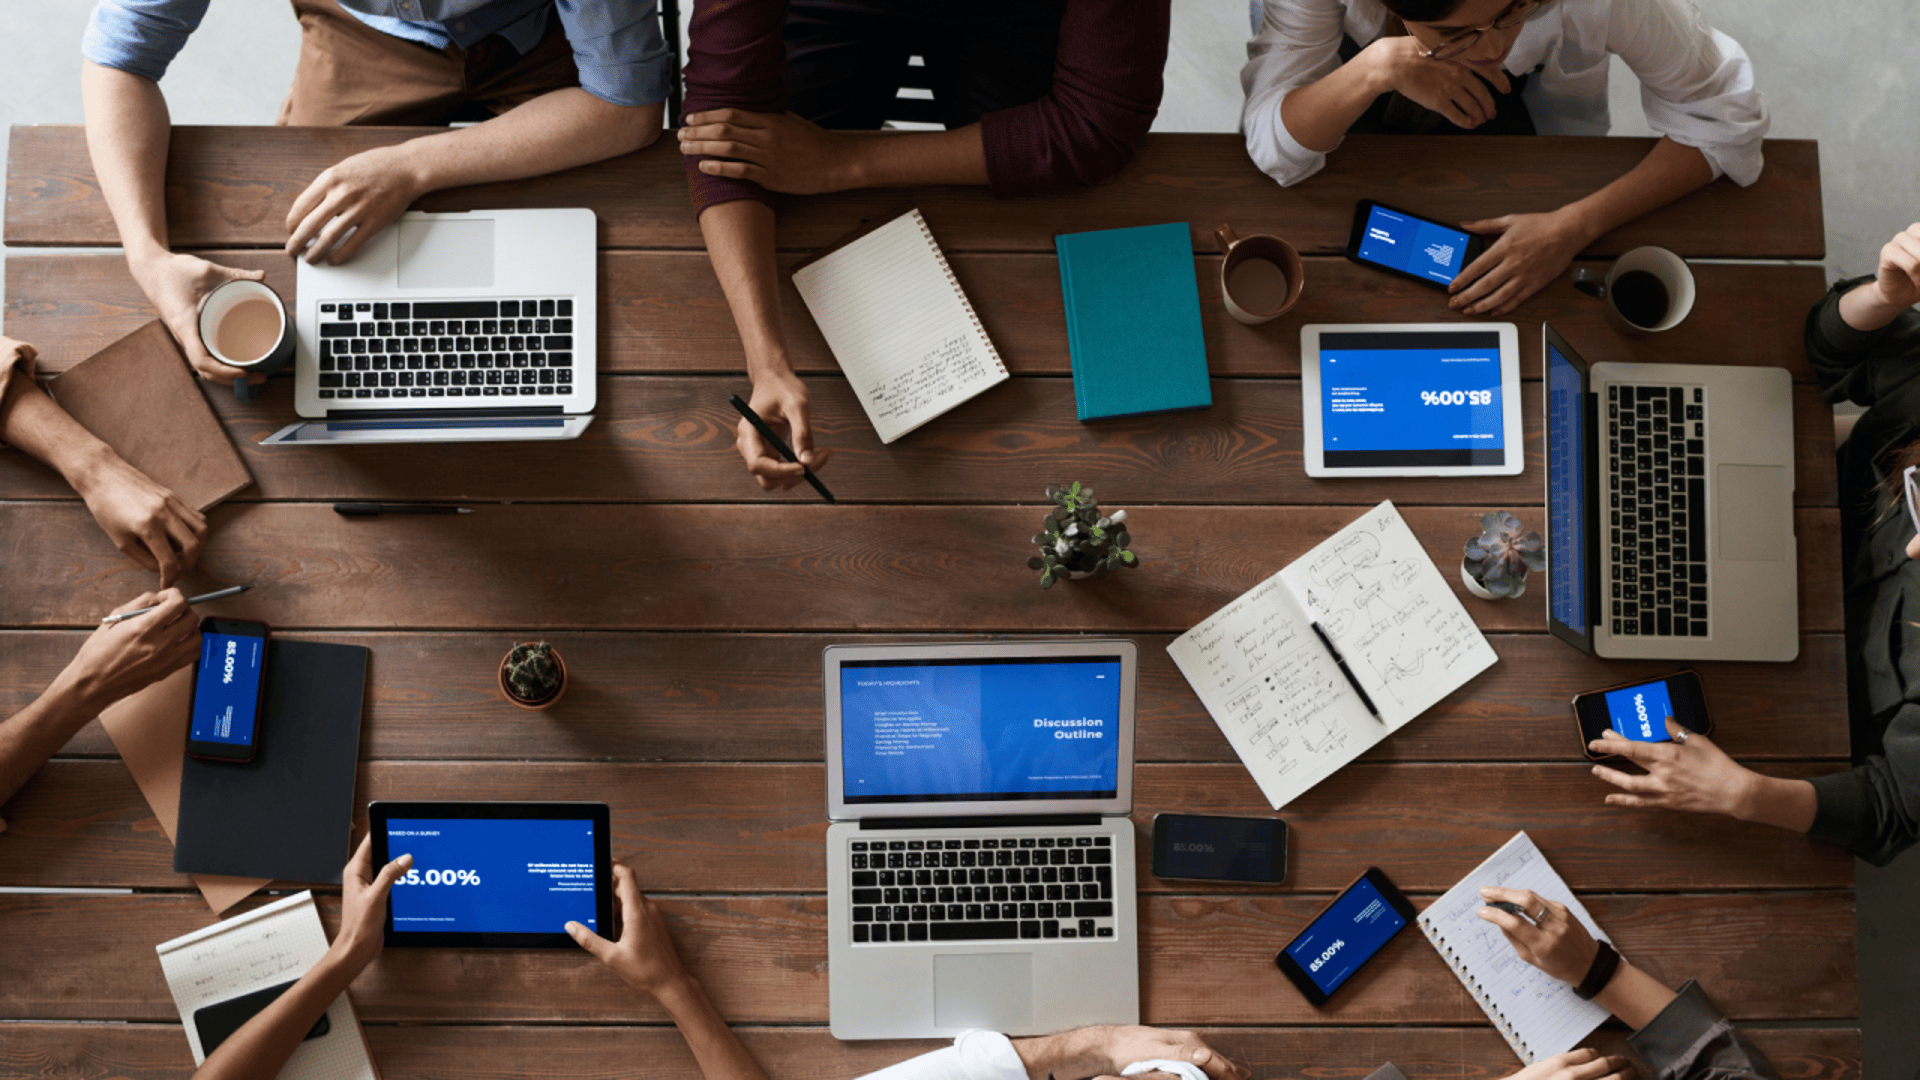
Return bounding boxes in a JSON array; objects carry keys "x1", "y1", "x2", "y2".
[
  {"x1": 102, "y1": 584, "x2": 251, "y2": 624},
  {"x1": 728, "y1": 394, "x2": 836, "y2": 504}
]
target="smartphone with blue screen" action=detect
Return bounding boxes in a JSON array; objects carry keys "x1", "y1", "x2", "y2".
[
  {"x1": 1344, "y1": 200, "x2": 1487, "y2": 290},
  {"x1": 186, "y1": 618, "x2": 270, "y2": 763},
  {"x1": 1573, "y1": 669, "x2": 1710, "y2": 762},
  {"x1": 1274, "y1": 866, "x2": 1416, "y2": 1006}
]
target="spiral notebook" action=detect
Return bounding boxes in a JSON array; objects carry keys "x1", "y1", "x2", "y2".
[
  {"x1": 1418, "y1": 832, "x2": 1611, "y2": 1064},
  {"x1": 792, "y1": 208, "x2": 1008, "y2": 443}
]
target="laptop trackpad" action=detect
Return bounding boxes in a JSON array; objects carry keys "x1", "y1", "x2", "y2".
[
  {"x1": 397, "y1": 218, "x2": 494, "y2": 289},
  {"x1": 933, "y1": 953, "x2": 1033, "y2": 1029},
  {"x1": 1715, "y1": 464, "x2": 1788, "y2": 562}
]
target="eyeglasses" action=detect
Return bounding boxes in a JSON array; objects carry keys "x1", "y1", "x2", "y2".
[
  {"x1": 1418, "y1": 0, "x2": 1542, "y2": 61},
  {"x1": 1904, "y1": 465, "x2": 1920, "y2": 536}
]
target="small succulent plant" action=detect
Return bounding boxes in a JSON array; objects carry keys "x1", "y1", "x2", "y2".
[
  {"x1": 502, "y1": 641, "x2": 565, "y2": 705},
  {"x1": 1027, "y1": 482, "x2": 1139, "y2": 589},
  {"x1": 1462, "y1": 511, "x2": 1546, "y2": 599}
]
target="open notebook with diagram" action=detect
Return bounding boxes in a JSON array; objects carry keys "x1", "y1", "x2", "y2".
[{"x1": 1168, "y1": 500, "x2": 1497, "y2": 808}]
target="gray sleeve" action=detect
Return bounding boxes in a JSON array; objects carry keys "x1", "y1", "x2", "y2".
[
  {"x1": 1806, "y1": 702, "x2": 1920, "y2": 867},
  {"x1": 1627, "y1": 981, "x2": 1780, "y2": 1080}
]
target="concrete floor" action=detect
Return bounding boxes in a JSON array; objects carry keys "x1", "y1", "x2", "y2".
[{"x1": 1, "y1": 1, "x2": 1914, "y2": 1076}]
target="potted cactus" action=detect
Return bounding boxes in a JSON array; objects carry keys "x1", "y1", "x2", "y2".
[
  {"x1": 1461, "y1": 511, "x2": 1546, "y2": 600},
  {"x1": 1027, "y1": 482, "x2": 1140, "y2": 588},
  {"x1": 499, "y1": 641, "x2": 567, "y2": 709}
]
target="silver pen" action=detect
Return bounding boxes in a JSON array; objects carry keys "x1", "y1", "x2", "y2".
[{"x1": 101, "y1": 584, "x2": 251, "y2": 624}]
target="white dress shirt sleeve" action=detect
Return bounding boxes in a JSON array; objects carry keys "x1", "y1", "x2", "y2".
[
  {"x1": 1240, "y1": 0, "x2": 1375, "y2": 187},
  {"x1": 1603, "y1": 0, "x2": 1769, "y2": 185},
  {"x1": 855, "y1": 1031, "x2": 1030, "y2": 1080}
]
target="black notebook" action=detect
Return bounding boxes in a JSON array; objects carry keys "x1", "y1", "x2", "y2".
[{"x1": 174, "y1": 640, "x2": 370, "y2": 884}]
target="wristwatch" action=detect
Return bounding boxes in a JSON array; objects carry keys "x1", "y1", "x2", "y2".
[{"x1": 1573, "y1": 940, "x2": 1622, "y2": 1000}]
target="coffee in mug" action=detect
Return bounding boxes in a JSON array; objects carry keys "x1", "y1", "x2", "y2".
[
  {"x1": 1215, "y1": 224, "x2": 1305, "y2": 326},
  {"x1": 215, "y1": 298, "x2": 284, "y2": 364},
  {"x1": 198, "y1": 279, "x2": 296, "y2": 402},
  {"x1": 1608, "y1": 271, "x2": 1669, "y2": 329},
  {"x1": 1572, "y1": 245, "x2": 1694, "y2": 334}
]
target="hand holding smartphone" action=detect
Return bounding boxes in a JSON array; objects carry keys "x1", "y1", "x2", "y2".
[
  {"x1": 186, "y1": 618, "x2": 271, "y2": 763},
  {"x1": 1344, "y1": 200, "x2": 1488, "y2": 290},
  {"x1": 1573, "y1": 669, "x2": 1711, "y2": 762}
]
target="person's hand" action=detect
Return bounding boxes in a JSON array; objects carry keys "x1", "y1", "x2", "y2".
[
  {"x1": 127, "y1": 250, "x2": 268, "y2": 385},
  {"x1": 1448, "y1": 209, "x2": 1591, "y2": 316},
  {"x1": 331, "y1": 834, "x2": 413, "y2": 970},
  {"x1": 60, "y1": 589, "x2": 201, "y2": 711},
  {"x1": 1589, "y1": 717, "x2": 1758, "y2": 818},
  {"x1": 1499, "y1": 1048, "x2": 1637, "y2": 1080},
  {"x1": 679, "y1": 110, "x2": 856, "y2": 195},
  {"x1": 1477, "y1": 886, "x2": 1599, "y2": 985},
  {"x1": 736, "y1": 374, "x2": 832, "y2": 492},
  {"x1": 1866, "y1": 222, "x2": 1920, "y2": 311},
  {"x1": 74, "y1": 453, "x2": 208, "y2": 587},
  {"x1": 1016, "y1": 1026, "x2": 1250, "y2": 1080},
  {"x1": 1375, "y1": 37, "x2": 1512, "y2": 130},
  {"x1": 567, "y1": 861, "x2": 692, "y2": 996},
  {"x1": 285, "y1": 145, "x2": 426, "y2": 266},
  {"x1": 2, "y1": 336, "x2": 37, "y2": 372}
]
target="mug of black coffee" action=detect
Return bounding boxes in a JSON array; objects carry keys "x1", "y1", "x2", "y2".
[{"x1": 1573, "y1": 245, "x2": 1695, "y2": 334}]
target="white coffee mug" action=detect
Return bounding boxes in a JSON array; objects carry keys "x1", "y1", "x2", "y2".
[
  {"x1": 1572, "y1": 245, "x2": 1695, "y2": 334},
  {"x1": 198, "y1": 279, "x2": 294, "y2": 401}
]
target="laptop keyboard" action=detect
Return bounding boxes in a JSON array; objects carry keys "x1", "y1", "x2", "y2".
[
  {"x1": 314, "y1": 299, "x2": 576, "y2": 401},
  {"x1": 848, "y1": 835, "x2": 1117, "y2": 945},
  {"x1": 1607, "y1": 384, "x2": 1709, "y2": 637}
]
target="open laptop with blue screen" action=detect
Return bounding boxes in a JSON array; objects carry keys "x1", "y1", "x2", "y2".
[{"x1": 824, "y1": 640, "x2": 1140, "y2": 1039}]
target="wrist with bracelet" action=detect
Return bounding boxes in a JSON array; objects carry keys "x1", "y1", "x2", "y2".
[{"x1": 1572, "y1": 939, "x2": 1622, "y2": 1000}]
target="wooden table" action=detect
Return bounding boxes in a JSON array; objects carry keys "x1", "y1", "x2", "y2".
[{"x1": 1, "y1": 128, "x2": 1857, "y2": 1078}]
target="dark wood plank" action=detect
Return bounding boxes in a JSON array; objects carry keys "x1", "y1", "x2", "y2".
[
  {"x1": 0, "y1": 372, "x2": 1841, "y2": 510},
  {"x1": 0, "y1": 761, "x2": 1857, "y2": 891},
  {"x1": 0, "y1": 890, "x2": 1854, "y2": 1022},
  {"x1": 2, "y1": 250, "x2": 1826, "y2": 383},
  {"x1": 0, "y1": 1023, "x2": 1862, "y2": 1080},
  {"x1": 6, "y1": 128, "x2": 1823, "y2": 259},
  {"x1": 19, "y1": 631, "x2": 1847, "y2": 764},
  {"x1": 0, "y1": 505, "x2": 1845, "y2": 634}
]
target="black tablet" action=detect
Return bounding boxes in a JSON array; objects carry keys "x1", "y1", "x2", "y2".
[{"x1": 369, "y1": 801, "x2": 612, "y2": 948}]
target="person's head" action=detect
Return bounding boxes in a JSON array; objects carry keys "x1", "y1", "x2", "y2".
[{"x1": 1381, "y1": 0, "x2": 1543, "y2": 70}]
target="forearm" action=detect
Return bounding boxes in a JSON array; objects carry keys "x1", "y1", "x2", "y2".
[
  {"x1": 653, "y1": 976, "x2": 770, "y2": 1080},
  {"x1": 389, "y1": 88, "x2": 663, "y2": 195},
  {"x1": 0, "y1": 679, "x2": 106, "y2": 810},
  {"x1": 0, "y1": 367, "x2": 125, "y2": 497},
  {"x1": 1837, "y1": 280, "x2": 1914, "y2": 334},
  {"x1": 696, "y1": 200, "x2": 794, "y2": 385},
  {"x1": 1593, "y1": 959, "x2": 1680, "y2": 1031},
  {"x1": 193, "y1": 948, "x2": 363, "y2": 1080},
  {"x1": 1277, "y1": 45, "x2": 1394, "y2": 153},
  {"x1": 1012, "y1": 1027, "x2": 1105, "y2": 1080},
  {"x1": 840, "y1": 127, "x2": 988, "y2": 190},
  {"x1": 1556, "y1": 137, "x2": 1715, "y2": 248},
  {"x1": 80, "y1": 60, "x2": 175, "y2": 264},
  {"x1": 1733, "y1": 773, "x2": 1820, "y2": 834}
]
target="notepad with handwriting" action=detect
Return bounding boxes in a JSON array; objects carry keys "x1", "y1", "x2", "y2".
[
  {"x1": 156, "y1": 891, "x2": 376, "y2": 1077},
  {"x1": 1419, "y1": 832, "x2": 1612, "y2": 1064},
  {"x1": 792, "y1": 209, "x2": 1008, "y2": 443},
  {"x1": 1167, "y1": 500, "x2": 1496, "y2": 809}
]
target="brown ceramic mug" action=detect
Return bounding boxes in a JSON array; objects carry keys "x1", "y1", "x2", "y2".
[{"x1": 1215, "y1": 224, "x2": 1305, "y2": 325}]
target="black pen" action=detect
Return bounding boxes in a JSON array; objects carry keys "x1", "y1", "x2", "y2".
[
  {"x1": 1310, "y1": 621, "x2": 1381, "y2": 720},
  {"x1": 333, "y1": 503, "x2": 475, "y2": 517},
  {"x1": 728, "y1": 394, "x2": 835, "y2": 504},
  {"x1": 1486, "y1": 900, "x2": 1534, "y2": 922}
]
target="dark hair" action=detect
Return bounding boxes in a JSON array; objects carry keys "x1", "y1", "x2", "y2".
[{"x1": 1379, "y1": 0, "x2": 1469, "y2": 20}]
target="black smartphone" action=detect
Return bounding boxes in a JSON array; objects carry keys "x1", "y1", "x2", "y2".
[
  {"x1": 1344, "y1": 199, "x2": 1487, "y2": 290},
  {"x1": 193, "y1": 979, "x2": 329, "y2": 1056},
  {"x1": 1274, "y1": 866, "x2": 1416, "y2": 1007},
  {"x1": 1573, "y1": 669, "x2": 1711, "y2": 762},
  {"x1": 186, "y1": 618, "x2": 271, "y2": 763},
  {"x1": 1151, "y1": 813, "x2": 1288, "y2": 883}
]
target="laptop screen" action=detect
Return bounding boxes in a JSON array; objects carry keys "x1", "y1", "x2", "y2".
[
  {"x1": 837, "y1": 655, "x2": 1124, "y2": 804},
  {"x1": 1545, "y1": 330, "x2": 1588, "y2": 637}
]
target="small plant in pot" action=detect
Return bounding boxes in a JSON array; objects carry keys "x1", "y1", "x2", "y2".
[
  {"x1": 1027, "y1": 482, "x2": 1140, "y2": 588},
  {"x1": 500, "y1": 641, "x2": 567, "y2": 709},
  {"x1": 1461, "y1": 511, "x2": 1546, "y2": 600}
]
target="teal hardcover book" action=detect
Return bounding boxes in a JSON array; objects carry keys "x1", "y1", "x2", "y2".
[{"x1": 1055, "y1": 222, "x2": 1212, "y2": 421}]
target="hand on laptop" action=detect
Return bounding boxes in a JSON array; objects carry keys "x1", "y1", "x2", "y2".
[
  {"x1": 285, "y1": 147, "x2": 425, "y2": 267},
  {"x1": 1012, "y1": 1026, "x2": 1249, "y2": 1080},
  {"x1": 73, "y1": 452, "x2": 207, "y2": 588},
  {"x1": 568, "y1": 861, "x2": 691, "y2": 997},
  {"x1": 1447, "y1": 210, "x2": 1589, "y2": 316},
  {"x1": 1588, "y1": 718, "x2": 1818, "y2": 833},
  {"x1": 129, "y1": 250, "x2": 269, "y2": 386},
  {"x1": 737, "y1": 374, "x2": 832, "y2": 492},
  {"x1": 333, "y1": 834, "x2": 413, "y2": 969}
]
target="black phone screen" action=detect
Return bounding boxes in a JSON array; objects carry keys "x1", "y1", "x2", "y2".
[{"x1": 1151, "y1": 814, "x2": 1287, "y2": 882}]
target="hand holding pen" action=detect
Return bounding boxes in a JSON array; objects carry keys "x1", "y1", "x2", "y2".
[
  {"x1": 70, "y1": 590, "x2": 203, "y2": 712},
  {"x1": 730, "y1": 393, "x2": 835, "y2": 503}
]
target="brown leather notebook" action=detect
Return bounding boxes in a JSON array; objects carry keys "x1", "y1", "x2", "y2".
[{"x1": 48, "y1": 320, "x2": 252, "y2": 510}]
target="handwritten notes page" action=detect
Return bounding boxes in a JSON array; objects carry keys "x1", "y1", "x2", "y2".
[
  {"x1": 1167, "y1": 501, "x2": 1496, "y2": 809},
  {"x1": 792, "y1": 209, "x2": 1009, "y2": 443},
  {"x1": 156, "y1": 891, "x2": 375, "y2": 1078},
  {"x1": 1418, "y1": 833, "x2": 1611, "y2": 1064}
]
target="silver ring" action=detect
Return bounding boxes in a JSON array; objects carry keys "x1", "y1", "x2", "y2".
[
  {"x1": 1672, "y1": 727, "x2": 1690, "y2": 745},
  {"x1": 1532, "y1": 905, "x2": 1548, "y2": 922}
]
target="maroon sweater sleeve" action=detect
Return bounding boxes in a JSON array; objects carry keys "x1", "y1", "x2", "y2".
[
  {"x1": 978, "y1": 0, "x2": 1170, "y2": 196},
  {"x1": 683, "y1": 0, "x2": 789, "y2": 217}
]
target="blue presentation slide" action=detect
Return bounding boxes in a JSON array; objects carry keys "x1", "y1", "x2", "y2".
[
  {"x1": 1547, "y1": 342, "x2": 1588, "y2": 631},
  {"x1": 1605, "y1": 681, "x2": 1675, "y2": 742},
  {"x1": 840, "y1": 658, "x2": 1122, "y2": 802},
  {"x1": 1356, "y1": 205, "x2": 1472, "y2": 284},
  {"x1": 189, "y1": 632, "x2": 265, "y2": 746},
  {"x1": 386, "y1": 818, "x2": 599, "y2": 934},
  {"x1": 1320, "y1": 332, "x2": 1503, "y2": 464},
  {"x1": 1287, "y1": 876, "x2": 1406, "y2": 995}
]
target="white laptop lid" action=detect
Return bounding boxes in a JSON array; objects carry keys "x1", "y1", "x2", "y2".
[{"x1": 824, "y1": 640, "x2": 1137, "y2": 821}]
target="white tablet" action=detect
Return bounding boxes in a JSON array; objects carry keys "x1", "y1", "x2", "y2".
[{"x1": 1300, "y1": 322, "x2": 1523, "y2": 477}]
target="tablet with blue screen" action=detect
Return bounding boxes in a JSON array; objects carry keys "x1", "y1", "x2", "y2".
[
  {"x1": 1300, "y1": 322, "x2": 1523, "y2": 477},
  {"x1": 370, "y1": 801, "x2": 612, "y2": 948}
]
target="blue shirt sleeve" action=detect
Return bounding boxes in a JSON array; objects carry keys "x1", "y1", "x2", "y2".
[
  {"x1": 82, "y1": 0, "x2": 213, "y2": 83},
  {"x1": 554, "y1": 0, "x2": 672, "y2": 108}
]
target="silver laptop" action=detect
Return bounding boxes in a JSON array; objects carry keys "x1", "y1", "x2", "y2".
[
  {"x1": 262, "y1": 208, "x2": 597, "y2": 445},
  {"x1": 824, "y1": 640, "x2": 1140, "y2": 1040},
  {"x1": 1543, "y1": 323, "x2": 1797, "y2": 661}
]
